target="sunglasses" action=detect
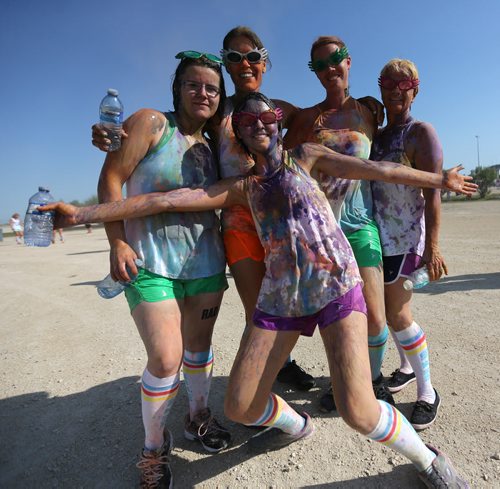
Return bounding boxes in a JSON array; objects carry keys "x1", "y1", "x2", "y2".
[
  {"x1": 378, "y1": 76, "x2": 419, "y2": 91},
  {"x1": 175, "y1": 50, "x2": 222, "y2": 64},
  {"x1": 232, "y1": 108, "x2": 283, "y2": 127},
  {"x1": 182, "y1": 80, "x2": 220, "y2": 98},
  {"x1": 308, "y1": 46, "x2": 349, "y2": 72},
  {"x1": 220, "y1": 47, "x2": 268, "y2": 64}
]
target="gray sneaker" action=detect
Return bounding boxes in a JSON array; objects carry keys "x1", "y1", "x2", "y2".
[
  {"x1": 246, "y1": 412, "x2": 314, "y2": 453},
  {"x1": 184, "y1": 408, "x2": 231, "y2": 453},
  {"x1": 419, "y1": 445, "x2": 470, "y2": 488}
]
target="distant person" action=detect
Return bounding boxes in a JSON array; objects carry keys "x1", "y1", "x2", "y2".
[
  {"x1": 52, "y1": 227, "x2": 64, "y2": 243},
  {"x1": 9, "y1": 213, "x2": 23, "y2": 245}
]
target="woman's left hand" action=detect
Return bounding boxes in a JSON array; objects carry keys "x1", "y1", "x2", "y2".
[
  {"x1": 443, "y1": 165, "x2": 478, "y2": 195},
  {"x1": 423, "y1": 246, "x2": 448, "y2": 281}
]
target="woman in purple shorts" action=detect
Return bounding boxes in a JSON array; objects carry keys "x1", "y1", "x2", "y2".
[
  {"x1": 42, "y1": 92, "x2": 473, "y2": 487},
  {"x1": 371, "y1": 59, "x2": 449, "y2": 430}
]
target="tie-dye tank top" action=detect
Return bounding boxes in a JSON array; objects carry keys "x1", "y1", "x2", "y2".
[
  {"x1": 370, "y1": 118, "x2": 426, "y2": 256},
  {"x1": 216, "y1": 98, "x2": 257, "y2": 235},
  {"x1": 125, "y1": 112, "x2": 226, "y2": 279},
  {"x1": 246, "y1": 152, "x2": 361, "y2": 317},
  {"x1": 310, "y1": 98, "x2": 375, "y2": 234}
]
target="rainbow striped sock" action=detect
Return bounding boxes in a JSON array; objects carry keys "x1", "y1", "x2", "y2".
[
  {"x1": 183, "y1": 348, "x2": 214, "y2": 417},
  {"x1": 367, "y1": 400, "x2": 436, "y2": 471},
  {"x1": 368, "y1": 325, "x2": 389, "y2": 381},
  {"x1": 248, "y1": 393, "x2": 305, "y2": 435},
  {"x1": 141, "y1": 369, "x2": 180, "y2": 450},
  {"x1": 394, "y1": 322, "x2": 435, "y2": 403}
]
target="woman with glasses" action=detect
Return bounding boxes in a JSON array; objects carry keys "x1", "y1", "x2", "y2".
[
  {"x1": 42, "y1": 92, "x2": 473, "y2": 488},
  {"x1": 370, "y1": 59, "x2": 446, "y2": 431},
  {"x1": 92, "y1": 26, "x2": 315, "y2": 392},
  {"x1": 94, "y1": 52, "x2": 230, "y2": 488},
  {"x1": 284, "y1": 36, "x2": 393, "y2": 411}
]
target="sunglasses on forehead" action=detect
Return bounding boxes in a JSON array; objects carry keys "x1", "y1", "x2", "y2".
[
  {"x1": 378, "y1": 76, "x2": 420, "y2": 91},
  {"x1": 308, "y1": 46, "x2": 349, "y2": 72},
  {"x1": 232, "y1": 108, "x2": 283, "y2": 127},
  {"x1": 220, "y1": 47, "x2": 268, "y2": 64},
  {"x1": 175, "y1": 50, "x2": 222, "y2": 64}
]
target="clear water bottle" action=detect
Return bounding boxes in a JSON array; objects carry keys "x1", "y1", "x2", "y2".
[
  {"x1": 24, "y1": 187, "x2": 55, "y2": 247},
  {"x1": 97, "y1": 259, "x2": 143, "y2": 299},
  {"x1": 99, "y1": 88, "x2": 123, "y2": 152},
  {"x1": 403, "y1": 267, "x2": 430, "y2": 291}
]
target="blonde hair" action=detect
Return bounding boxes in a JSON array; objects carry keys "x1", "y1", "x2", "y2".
[{"x1": 380, "y1": 59, "x2": 419, "y2": 95}]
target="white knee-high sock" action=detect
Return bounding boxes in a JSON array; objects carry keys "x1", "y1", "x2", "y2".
[
  {"x1": 390, "y1": 326, "x2": 413, "y2": 373},
  {"x1": 141, "y1": 368, "x2": 180, "y2": 450},
  {"x1": 183, "y1": 348, "x2": 213, "y2": 418},
  {"x1": 368, "y1": 325, "x2": 389, "y2": 381},
  {"x1": 367, "y1": 400, "x2": 436, "y2": 471},
  {"x1": 394, "y1": 322, "x2": 435, "y2": 403}
]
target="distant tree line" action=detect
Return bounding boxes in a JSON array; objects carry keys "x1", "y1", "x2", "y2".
[{"x1": 69, "y1": 195, "x2": 99, "y2": 206}]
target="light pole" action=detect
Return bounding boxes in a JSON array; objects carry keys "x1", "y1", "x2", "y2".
[{"x1": 475, "y1": 135, "x2": 481, "y2": 168}]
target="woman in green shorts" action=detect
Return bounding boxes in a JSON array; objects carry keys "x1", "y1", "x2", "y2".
[{"x1": 284, "y1": 36, "x2": 392, "y2": 409}]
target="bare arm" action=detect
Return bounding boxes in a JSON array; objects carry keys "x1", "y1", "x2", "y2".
[
  {"x1": 97, "y1": 109, "x2": 165, "y2": 280},
  {"x1": 272, "y1": 98, "x2": 300, "y2": 129},
  {"x1": 283, "y1": 107, "x2": 318, "y2": 149},
  {"x1": 294, "y1": 143, "x2": 477, "y2": 194},
  {"x1": 406, "y1": 121, "x2": 447, "y2": 281},
  {"x1": 40, "y1": 178, "x2": 246, "y2": 225}
]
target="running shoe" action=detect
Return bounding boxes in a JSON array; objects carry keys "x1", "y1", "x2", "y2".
[
  {"x1": 184, "y1": 408, "x2": 231, "y2": 453},
  {"x1": 246, "y1": 412, "x2": 314, "y2": 453},
  {"x1": 419, "y1": 444, "x2": 470, "y2": 488},
  {"x1": 411, "y1": 389, "x2": 441, "y2": 430},
  {"x1": 372, "y1": 374, "x2": 395, "y2": 406},
  {"x1": 319, "y1": 386, "x2": 336, "y2": 412},
  {"x1": 320, "y1": 375, "x2": 394, "y2": 413},
  {"x1": 137, "y1": 430, "x2": 173, "y2": 489},
  {"x1": 277, "y1": 360, "x2": 316, "y2": 391},
  {"x1": 385, "y1": 368, "x2": 416, "y2": 393}
]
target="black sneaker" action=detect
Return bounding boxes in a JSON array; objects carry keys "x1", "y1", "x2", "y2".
[
  {"x1": 372, "y1": 374, "x2": 395, "y2": 405},
  {"x1": 184, "y1": 408, "x2": 231, "y2": 453},
  {"x1": 419, "y1": 444, "x2": 470, "y2": 488},
  {"x1": 246, "y1": 412, "x2": 314, "y2": 453},
  {"x1": 277, "y1": 360, "x2": 316, "y2": 391},
  {"x1": 137, "y1": 430, "x2": 173, "y2": 488},
  {"x1": 319, "y1": 386, "x2": 336, "y2": 412},
  {"x1": 386, "y1": 368, "x2": 416, "y2": 393},
  {"x1": 410, "y1": 389, "x2": 441, "y2": 431}
]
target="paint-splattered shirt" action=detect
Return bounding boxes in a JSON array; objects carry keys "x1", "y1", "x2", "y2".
[
  {"x1": 125, "y1": 112, "x2": 226, "y2": 279},
  {"x1": 246, "y1": 152, "x2": 361, "y2": 317},
  {"x1": 310, "y1": 98, "x2": 375, "y2": 234},
  {"x1": 216, "y1": 98, "x2": 257, "y2": 236},
  {"x1": 371, "y1": 118, "x2": 426, "y2": 256}
]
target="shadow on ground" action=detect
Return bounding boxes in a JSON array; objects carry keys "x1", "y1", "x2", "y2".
[{"x1": 415, "y1": 272, "x2": 500, "y2": 296}]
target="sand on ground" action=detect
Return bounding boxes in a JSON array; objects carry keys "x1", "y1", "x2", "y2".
[{"x1": 1, "y1": 200, "x2": 499, "y2": 488}]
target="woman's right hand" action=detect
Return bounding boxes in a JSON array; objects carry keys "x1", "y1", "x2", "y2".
[
  {"x1": 92, "y1": 123, "x2": 129, "y2": 152},
  {"x1": 109, "y1": 239, "x2": 138, "y2": 282}
]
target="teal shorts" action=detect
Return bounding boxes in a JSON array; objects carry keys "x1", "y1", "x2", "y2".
[
  {"x1": 125, "y1": 268, "x2": 228, "y2": 312},
  {"x1": 346, "y1": 220, "x2": 383, "y2": 268}
]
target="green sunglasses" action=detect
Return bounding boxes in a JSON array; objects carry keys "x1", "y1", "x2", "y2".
[
  {"x1": 308, "y1": 46, "x2": 349, "y2": 72},
  {"x1": 175, "y1": 50, "x2": 222, "y2": 64}
]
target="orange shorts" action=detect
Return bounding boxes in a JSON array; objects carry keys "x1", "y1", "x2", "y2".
[{"x1": 222, "y1": 206, "x2": 265, "y2": 266}]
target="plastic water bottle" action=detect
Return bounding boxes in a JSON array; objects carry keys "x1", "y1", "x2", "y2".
[
  {"x1": 99, "y1": 88, "x2": 123, "y2": 151},
  {"x1": 403, "y1": 267, "x2": 430, "y2": 291},
  {"x1": 24, "y1": 187, "x2": 55, "y2": 247},
  {"x1": 97, "y1": 259, "x2": 143, "y2": 299}
]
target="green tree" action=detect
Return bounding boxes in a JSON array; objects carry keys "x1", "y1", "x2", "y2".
[{"x1": 470, "y1": 167, "x2": 497, "y2": 198}]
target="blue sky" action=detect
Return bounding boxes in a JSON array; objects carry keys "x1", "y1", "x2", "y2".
[{"x1": 2, "y1": 0, "x2": 499, "y2": 222}]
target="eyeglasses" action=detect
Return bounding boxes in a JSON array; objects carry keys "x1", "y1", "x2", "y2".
[
  {"x1": 378, "y1": 76, "x2": 419, "y2": 91},
  {"x1": 308, "y1": 46, "x2": 349, "y2": 72},
  {"x1": 175, "y1": 50, "x2": 222, "y2": 64},
  {"x1": 220, "y1": 47, "x2": 268, "y2": 64},
  {"x1": 232, "y1": 108, "x2": 283, "y2": 127},
  {"x1": 182, "y1": 80, "x2": 220, "y2": 98}
]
